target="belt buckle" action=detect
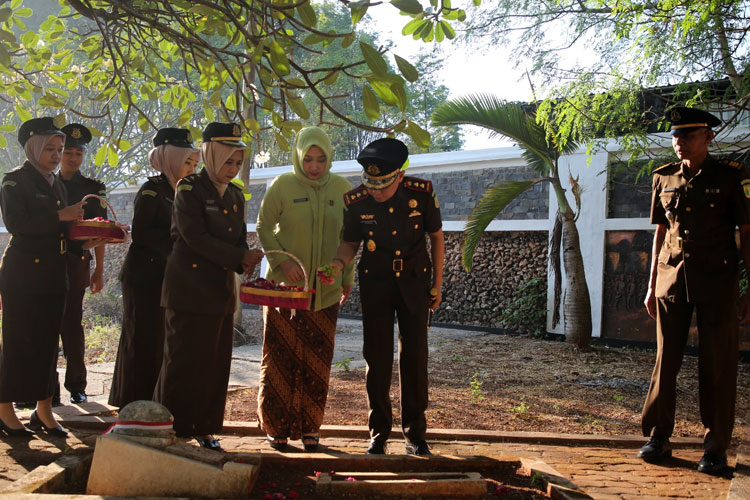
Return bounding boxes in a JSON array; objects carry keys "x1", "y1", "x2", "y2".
[
  {"x1": 392, "y1": 258, "x2": 403, "y2": 272},
  {"x1": 676, "y1": 236, "x2": 683, "y2": 250},
  {"x1": 60, "y1": 239, "x2": 67, "y2": 255}
]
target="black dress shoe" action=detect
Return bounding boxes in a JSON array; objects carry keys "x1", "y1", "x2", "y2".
[
  {"x1": 697, "y1": 453, "x2": 728, "y2": 475},
  {"x1": 70, "y1": 392, "x2": 87, "y2": 404},
  {"x1": 637, "y1": 436, "x2": 671, "y2": 462},
  {"x1": 366, "y1": 438, "x2": 387, "y2": 455},
  {"x1": 28, "y1": 411, "x2": 68, "y2": 437},
  {"x1": 0, "y1": 417, "x2": 35, "y2": 437},
  {"x1": 195, "y1": 436, "x2": 223, "y2": 452},
  {"x1": 13, "y1": 402, "x2": 35, "y2": 410},
  {"x1": 405, "y1": 440, "x2": 432, "y2": 456}
]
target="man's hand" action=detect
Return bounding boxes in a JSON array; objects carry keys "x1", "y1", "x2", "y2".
[
  {"x1": 58, "y1": 201, "x2": 85, "y2": 221},
  {"x1": 241, "y1": 249, "x2": 264, "y2": 274},
  {"x1": 644, "y1": 288, "x2": 657, "y2": 319},
  {"x1": 429, "y1": 286, "x2": 442, "y2": 311},
  {"x1": 340, "y1": 284, "x2": 352, "y2": 306},
  {"x1": 90, "y1": 267, "x2": 104, "y2": 294}
]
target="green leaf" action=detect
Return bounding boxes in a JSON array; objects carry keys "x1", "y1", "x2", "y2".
[
  {"x1": 287, "y1": 98, "x2": 310, "y2": 119},
  {"x1": 0, "y1": 44, "x2": 9, "y2": 67},
  {"x1": 177, "y1": 107, "x2": 193, "y2": 126},
  {"x1": 115, "y1": 138, "x2": 131, "y2": 151},
  {"x1": 137, "y1": 114, "x2": 149, "y2": 132},
  {"x1": 341, "y1": 33, "x2": 355, "y2": 48},
  {"x1": 350, "y1": 3, "x2": 368, "y2": 25},
  {"x1": 226, "y1": 93, "x2": 236, "y2": 111},
  {"x1": 94, "y1": 144, "x2": 107, "y2": 167},
  {"x1": 14, "y1": 7, "x2": 32, "y2": 17},
  {"x1": 368, "y1": 79, "x2": 398, "y2": 106},
  {"x1": 435, "y1": 21, "x2": 445, "y2": 42},
  {"x1": 393, "y1": 54, "x2": 418, "y2": 82},
  {"x1": 359, "y1": 41, "x2": 388, "y2": 77},
  {"x1": 401, "y1": 15, "x2": 424, "y2": 35},
  {"x1": 20, "y1": 30, "x2": 38, "y2": 48},
  {"x1": 297, "y1": 2, "x2": 317, "y2": 27},
  {"x1": 323, "y1": 70, "x2": 339, "y2": 85},
  {"x1": 392, "y1": 81, "x2": 407, "y2": 111},
  {"x1": 391, "y1": 0, "x2": 423, "y2": 15},
  {"x1": 439, "y1": 20, "x2": 455, "y2": 39},
  {"x1": 88, "y1": 126, "x2": 103, "y2": 137},
  {"x1": 39, "y1": 93, "x2": 64, "y2": 107},
  {"x1": 275, "y1": 132, "x2": 290, "y2": 151},
  {"x1": 406, "y1": 120, "x2": 430, "y2": 148},
  {"x1": 0, "y1": 8, "x2": 11, "y2": 23},
  {"x1": 362, "y1": 85, "x2": 380, "y2": 121},
  {"x1": 0, "y1": 135, "x2": 6, "y2": 148},
  {"x1": 412, "y1": 19, "x2": 431, "y2": 40},
  {"x1": 10, "y1": 0, "x2": 21, "y2": 9},
  {"x1": 268, "y1": 40, "x2": 290, "y2": 76},
  {"x1": 0, "y1": 124, "x2": 15, "y2": 132},
  {"x1": 107, "y1": 144, "x2": 119, "y2": 167}
]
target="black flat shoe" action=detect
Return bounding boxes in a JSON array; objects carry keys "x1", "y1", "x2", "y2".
[
  {"x1": 70, "y1": 392, "x2": 87, "y2": 404},
  {"x1": 366, "y1": 438, "x2": 387, "y2": 455},
  {"x1": 302, "y1": 435, "x2": 319, "y2": 452},
  {"x1": 267, "y1": 435, "x2": 288, "y2": 451},
  {"x1": 405, "y1": 439, "x2": 432, "y2": 456},
  {"x1": 697, "y1": 453, "x2": 728, "y2": 475},
  {"x1": 195, "y1": 436, "x2": 223, "y2": 452},
  {"x1": 637, "y1": 436, "x2": 671, "y2": 463},
  {"x1": 0, "y1": 417, "x2": 35, "y2": 437},
  {"x1": 28, "y1": 411, "x2": 68, "y2": 437}
]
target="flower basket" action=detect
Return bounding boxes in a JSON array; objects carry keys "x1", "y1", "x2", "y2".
[
  {"x1": 240, "y1": 250, "x2": 315, "y2": 310},
  {"x1": 67, "y1": 194, "x2": 127, "y2": 243}
]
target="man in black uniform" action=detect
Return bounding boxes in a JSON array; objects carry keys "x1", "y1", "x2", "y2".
[
  {"x1": 327, "y1": 138, "x2": 444, "y2": 456},
  {"x1": 639, "y1": 107, "x2": 750, "y2": 474},
  {"x1": 57, "y1": 123, "x2": 107, "y2": 404}
]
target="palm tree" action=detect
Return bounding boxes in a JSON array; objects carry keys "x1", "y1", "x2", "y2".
[{"x1": 432, "y1": 95, "x2": 592, "y2": 347}]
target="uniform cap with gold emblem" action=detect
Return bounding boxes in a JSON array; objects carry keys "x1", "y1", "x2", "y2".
[
  {"x1": 61, "y1": 123, "x2": 92, "y2": 149},
  {"x1": 153, "y1": 127, "x2": 195, "y2": 148},
  {"x1": 666, "y1": 106, "x2": 721, "y2": 136},
  {"x1": 202, "y1": 121, "x2": 246, "y2": 148},
  {"x1": 357, "y1": 137, "x2": 409, "y2": 189},
  {"x1": 18, "y1": 117, "x2": 64, "y2": 147}
]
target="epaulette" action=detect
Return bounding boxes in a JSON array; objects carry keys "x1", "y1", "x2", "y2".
[
  {"x1": 181, "y1": 173, "x2": 200, "y2": 184},
  {"x1": 403, "y1": 176, "x2": 432, "y2": 193},
  {"x1": 344, "y1": 186, "x2": 368, "y2": 206},
  {"x1": 148, "y1": 174, "x2": 165, "y2": 184},
  {"x1": 719, "y1": 158, "x2": 743, "y2": 170},
  {"x1": 653, "y1": 162, "x2": 678, "y2": 174}
]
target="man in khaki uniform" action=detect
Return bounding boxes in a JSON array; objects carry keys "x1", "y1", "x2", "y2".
[{"x1": 640, "y1": 107, "x2": 750, "y2": 474}]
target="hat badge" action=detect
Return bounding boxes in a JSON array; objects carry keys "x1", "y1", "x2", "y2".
[
  {"x1": 232, "y1": 125, "x2": 240, "y2": 137},
  {"x1": 71, "y1": 127, "x2": 82, "y2": 139},
  {"x1": 671, "y1": 109, "x2": 681, "y2": 121},
  {"x1": 367, "y1": 164, "x2": 380, "y2": 176}
]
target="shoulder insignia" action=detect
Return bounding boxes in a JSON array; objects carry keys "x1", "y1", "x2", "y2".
[
  {"x1": 2, "y1": 180, "x2": 16, "y2": 188},
  {"x1": 719, "y1": 158, "x2": 743, "y2": 170},
  {"x1": 344, "y1": 186, "x2": 369, "y2": 206},
  {"x1": 177, "y1": 184, "x2": 193, "y2": 192},
  {"x1": 98, "y1": 189, "x2": 107, "y2": 196},
  {"x1": 148, "y1": 175, "x2": 165, "y2": 183},
  {"x1": 403, "y1": 177, "x2": 433, "y2": 193},
  {"x1": 182, "y1": 173, "x2": 200, "y2": 183},
  {"x1": 142, "y1": 189, "x2": 157, "y2": 197},
  {"x1": 653, "y1": 162, "x2": 677, "y2": 174}
]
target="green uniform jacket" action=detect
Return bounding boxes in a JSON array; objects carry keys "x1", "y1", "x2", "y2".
[
  {"x1": 257, "y1": 171, "x2": 354, "y2": 311},
  {"x1": 161, "y1": 169, "x2": 248, "y2": 314}
]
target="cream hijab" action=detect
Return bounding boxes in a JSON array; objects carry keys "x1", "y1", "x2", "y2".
[
  {"x1": 25, "y1": 133, "x2": 65, "y2": 185},
  {"x1": 201, "y1": 141, "x2": 244, "y2": 197},
  {"x1": 149, "y1": 144, "x2": 200, "y2": 189}
]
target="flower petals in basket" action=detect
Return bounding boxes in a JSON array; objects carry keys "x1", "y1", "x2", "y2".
[
  {"x1": 68, "y1": 217, "x2": 126, "y2": 242},
  {"x1": 240, "y1": 278, "x2": 315, "y2": 310},
  {"x1": 66, "y1": 194, "x2": 127, "y2": 243}
]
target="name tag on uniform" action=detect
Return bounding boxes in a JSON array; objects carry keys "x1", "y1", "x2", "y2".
[
  {"x1": 35, "y1": 193, "x2": 49, "y2": 199},
  {"x1": 294, "y1": 197, "x2": 309, "y2": 203},
  {"x1": 205, "y1": 205, "x2": 219, "y2": 212},
  {"x1": 705, "y1": 188, "x2": 720, "y2": 194},
  {"x1": 360, "y1": 214, "x2": 374, "y2": 220},
  {"x1": 408, "y1": 210, "x2": 422, "y2": 217}
]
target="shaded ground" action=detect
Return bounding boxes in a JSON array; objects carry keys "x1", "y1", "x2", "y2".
[{"x1": 226, "y1": 333, "x2": 750, "y2": 441}]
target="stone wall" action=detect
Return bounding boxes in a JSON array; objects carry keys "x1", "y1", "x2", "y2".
[{"x1": 607, "y1": 168, "x2": 651, "y2": 219}]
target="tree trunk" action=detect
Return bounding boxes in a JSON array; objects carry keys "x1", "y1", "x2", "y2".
[{"x1": 550, "y1": 178, "x2": 592, "y2": 347}]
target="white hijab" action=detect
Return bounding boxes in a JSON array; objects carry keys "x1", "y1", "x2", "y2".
[
  {"x1": 201, "y1": 141, "x2": 244, "y2": 197},
  {"x1": 25, "y1": 133, "x2": 65, "y2": 185},
  {"x1": 148, "y1": 144, "x2": 200, "y2": 189}
]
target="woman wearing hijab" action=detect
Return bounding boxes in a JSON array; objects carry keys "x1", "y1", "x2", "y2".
[
  {"x1": 256, "y1": 126, "x2": 354, "y2": 451},
  {"x1": 154, "y1": 122, "x2": 263, "y2": 451},
  {"x1": 0, "y1": 117, "x2": 86, "y2": 437},
  {"x1": 109, "y1": 128, "x2": 200, "y2": 409}
]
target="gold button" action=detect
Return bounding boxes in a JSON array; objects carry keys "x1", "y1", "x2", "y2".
[
  {"x1": 388, "y1": 207, "x2": 394, "y2": 213},
  {"x1": 34, "y1": 258, "x2": 39, "y2": 263},
  {"x1": 414, "y1": 224, "x2": 419, "y2": 229},
  {"x1": 369, "y1": 231, "x2": 373, "y2": 236},
  {"x1": 395, "y1": 271, "x2": 401, "y2": 277},
  {"x1": 364, "y1": 269, "x2": 369, "y2": 274},
  {"x1": 424, "y1": 268, "x2": 428, "y2": 272},
  {"x1": 684, "y1": 229, "x2": 690, "y2": 235},
  {"x1": 686, "y1": 207, "x2": 691, "y2": 212},
  {"x1": 710, "y1": 203, "x2": 715, "y2": 208},
  {"x1": 56, "y1": 200, "x2": 61, "y2": 206},
  {"x1": 81, "y1": 256, "x2": 85, "y2": 261},
  {"x1": 392, "y1": 230, "x2": 397, "y2": 235},
  {"x1": 395, "y1": 250, "x2": 401, "y2": 256},
  {"x1": 59, "y1": 233, "x2": 64, "y2": 237},
  {"x1": 228, "y1": 227, "x2": 233, "y2": 232},
  {"x1": 223, "y1": 209, "x2": 228, "y2": 214},
  {"x1": 192, "y1": 263, "x2": 198, "y2": 268},
  {"x1": 685, "y1": 252, "x2": 690, "y2": 258}
]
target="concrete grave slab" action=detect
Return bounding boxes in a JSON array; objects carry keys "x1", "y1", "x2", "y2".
[{"x1": 316, "y1": 471, "x2": 486, "y2": 498}]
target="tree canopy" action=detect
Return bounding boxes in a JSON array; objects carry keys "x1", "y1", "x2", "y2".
[
  {"x1": 0, "y1": 0, "x2": 473, "y2": 182},
  {"x1": 462, "y1": 1, "x2": 750, "y2": 170}
]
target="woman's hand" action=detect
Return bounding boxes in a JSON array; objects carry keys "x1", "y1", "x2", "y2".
[
  {"x1": 58, "y1": 201, "x2": 85, "y2": 221},
  {"x1": 279, "y1": 259, "x2": 304, "y2": 283},
  {"x1": 241, "y1": 249, "x2": 264, "y2": 274},
  {"x1": 340, "y1": 284, "x2": 352, "y2": 306},
  {"x1": 89, "y1": 267, "x2": 104, "y2": 294}
]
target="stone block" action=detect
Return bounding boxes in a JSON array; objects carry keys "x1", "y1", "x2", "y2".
[
  {"x1": 317, "y1": 471, "x2": 486, "y2": 498},
  {"x1": 86, "y1": 434, "x2": 258, "y2": 498}
]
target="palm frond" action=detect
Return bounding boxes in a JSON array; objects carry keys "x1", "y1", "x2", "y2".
[
  {"x1": 462, "y1": 179, "x2": 542, "y2": 271},
  {"x1": 432, "y1": 94, "x2": 554, "y2": 175}
]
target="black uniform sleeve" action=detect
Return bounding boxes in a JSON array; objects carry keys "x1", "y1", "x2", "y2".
[
  {"x1": 729, "y1": 169, "x2": 750, "y2": 226},
  {"x1": 342, "y1": 204, "x2": 361, "y2": 243},
  {"x1": 130, "y1": 183, "x2": 169, "y2": 254},
  {"x1": 0, "y1": 176, "x2": 61, "y2": 235},
  {"x1": 649, "y1": 175, "x2": 667, "y2": 225},
  {"x1": 423, "y1": 188, "x2": 442, "y2": 233}
]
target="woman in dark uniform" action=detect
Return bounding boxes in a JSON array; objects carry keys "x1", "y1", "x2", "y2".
[
  {"x1": 154, "y1": 122, "x2": 263, "y2": 451},
  {"x1": 0, "y1": 118, "x2": 85, "y2": 437},
  {"x1": 109, "y1": 128, "x2": 200, "y2": 408}
]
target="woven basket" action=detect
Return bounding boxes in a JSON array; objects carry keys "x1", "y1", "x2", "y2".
[
  {"x1": 67, "y1": 194, "x2": 127, "y2": 243},
  {"x1": 240, "y1": 250, "x2": 314, "y2": 310}
]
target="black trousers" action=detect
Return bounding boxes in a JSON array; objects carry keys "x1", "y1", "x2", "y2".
[
  {"x1": 361, "y1": 277, "x2": 429, "y2": 443},
  {"x1": 641, "y1": 293, "x2": 739, "y2": 455},
  {"x1": 60, "y1": 255, "x2": 90, "y2": 393}
]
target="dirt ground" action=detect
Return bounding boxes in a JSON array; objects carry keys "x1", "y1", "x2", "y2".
[{"x1": 226, "y1": 333, "x2": 750, "y2": 441}]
